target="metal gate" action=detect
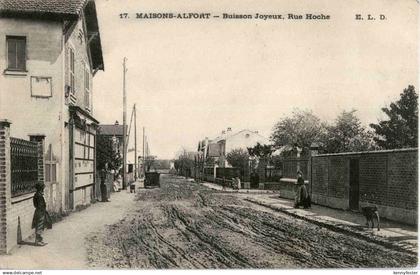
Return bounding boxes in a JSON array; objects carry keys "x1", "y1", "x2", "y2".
[{"x1": 10, "y1": 137, "x2": 38, "y2": 197}]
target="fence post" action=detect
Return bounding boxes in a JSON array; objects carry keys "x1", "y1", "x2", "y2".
[
  {"x1": 0, "y1": 120, "x2": 12, "y2": 254},
  {"x1": 29, "y1": 135, "x2": 46, "y2": 184}
]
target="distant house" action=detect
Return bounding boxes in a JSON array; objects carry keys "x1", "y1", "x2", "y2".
[
  {"x1": 98, "y1": 121, "x2": 127, "y2": 157},
  {"x1": 199, "y1": 127, "x2": 270, "y2": 167}
]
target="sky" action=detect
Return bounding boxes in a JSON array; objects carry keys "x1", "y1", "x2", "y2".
[{"x1": 92, "y1": 0, "x2": 418, "y2": 159}]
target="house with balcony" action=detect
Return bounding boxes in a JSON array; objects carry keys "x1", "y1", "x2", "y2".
[{"x1": 0, "y1": 0, "x2": 104, "y2": 249}]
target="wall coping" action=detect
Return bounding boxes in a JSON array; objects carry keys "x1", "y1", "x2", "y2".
[
  {"x1": 11, "y1": 192, "x2": 35, "y2": 204},
  {"x1": 313, "y1": 148, "x2": 418, "y2": 158},
  {"x1": 279, "y1": 178, "x2": 309, "y2": 184}
]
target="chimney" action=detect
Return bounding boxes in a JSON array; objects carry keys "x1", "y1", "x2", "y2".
[
  {"x1": 227, "y1": 127, "x2": 232, "y2": 132},
  {"x1": 254, "y1": 130, "x2": 259, "y2": 134}
]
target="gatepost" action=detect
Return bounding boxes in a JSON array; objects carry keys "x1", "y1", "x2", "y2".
[
  {"x1": 29, "y1": 135, "x2": 46, "y2": 184},
  {"x1": 0, "y1": 120, "x2": 11, "y2": 254},
  {"x1": 308, "y1": 142, "x2": 320, "y2": 196}
]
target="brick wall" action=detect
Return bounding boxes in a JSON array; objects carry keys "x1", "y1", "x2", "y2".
[
  {"x1": 328, "y1": 156, "x2": 348, "y2": 199},
  {"x1": 0, "y1": 120, "x2": 11, "y2": 254},
  {"x1": 312, "y1": 156, "x2": 329, "y2": 196},
  {"x1": 311, "y1": 149, "x2": 418, "y2": 224},
  {"x1": 386, "y1": 151, "x2": 418, "y2": 209},
  {"x1": 0, "y1": 122, "x2": 47, "y2": 254},
  {"x1": 8, "y1": 196, "x2": 35, "y2": 252}
]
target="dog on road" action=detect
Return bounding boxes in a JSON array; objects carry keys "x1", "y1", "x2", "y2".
[{"x1": 361, "y1": 206, "x2": 380, "y2": 231}]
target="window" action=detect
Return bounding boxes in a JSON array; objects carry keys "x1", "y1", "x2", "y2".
[
  {"x1": 7, "y1": 36, "x2": 26, "y2": 71},
  {"x1": 45, "y1": 144, "x2": 57, "y2": 183},
  {"x1": 84, "y1": 67, "x2": 90, "y2": 109},
  {"x1": 69, "y1": 47, "x2": 75, "y2": 93}
]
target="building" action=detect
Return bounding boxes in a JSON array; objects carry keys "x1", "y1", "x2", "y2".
[
  {"x1": 98, "y1": 121, "x2": 126, "y2": 159},
  {"x1": 0, "y1": 0, "x2": 104, "y2": 253},
  {"x1": 199, "y1": 128, "x2": 270, "y2": 167}
]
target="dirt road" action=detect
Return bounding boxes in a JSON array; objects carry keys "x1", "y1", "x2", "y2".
[{"x1": 86, "y1": 174, "x2": 417, "y2": 269}]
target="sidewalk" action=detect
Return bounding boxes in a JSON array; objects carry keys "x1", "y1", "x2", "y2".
[
  {"x1": 245, "y1": 194, "x2": 418, "y2": 254},
  {"x1": 0, "y1": 190, "x2": 137, "y2": 269},
  {"x1": 199, "y1": 180, "x2": 277, "y2": 194}
]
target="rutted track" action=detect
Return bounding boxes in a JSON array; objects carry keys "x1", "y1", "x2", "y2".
[{"x1": 86, "y1": 175, "x2": 417, "y2": 268}]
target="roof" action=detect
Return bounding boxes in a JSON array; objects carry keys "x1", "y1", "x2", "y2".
[
  {"x1": 0, "y1": 0, "x2": 87, "y2": 19},
  {"x1": 0, "y1": 0, "x2": 104, "y2": 71},
  {"x1": 69, "y1": 105, "x2": 99, "y2": 124},
  {"x1": 212, "y1": 129, "x2": 269, "y2": 143},
  {"x1": 98, "y1": 124, "x2": 127, "y2": 137}
]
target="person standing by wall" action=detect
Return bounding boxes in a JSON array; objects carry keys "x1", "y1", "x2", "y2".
[
  {"x1": 32, "y1": 182, "x2": 52, "y2": 246},
  {"x1": 294, "y1": 171, "x2": 311, "y2": 209}
]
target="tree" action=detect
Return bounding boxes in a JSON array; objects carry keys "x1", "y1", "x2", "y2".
[
  {"x1": 205, "y1": 157, "x2": 215, "y2": 166},
  {"x1": 226, "y1": 148, "x2": 249, "y2": 172},
  {"x1": 370, "y1": 85, "x2": 418, "y2": 149},
  {"x1": 174, "y1": 154, "x2": 195, "y2": 177},
  {"x1": 271, "y1": 155, "x2": 283, "y2": 169},
  {"x1": 247, "y1": 142, "x2": 274, "y2": 172},
  {"x1": 247, "y1": 143, "x2": 273, "y2": 159},
  {"x1": 271, "y1": 109, "x2": 327, "y2": 156},
  {"x1": 323, "y1": 110, "x2": 376, "y2": 153},
  {"x1": 96, "y1": 135, "x2": 122, "y2": 171}
]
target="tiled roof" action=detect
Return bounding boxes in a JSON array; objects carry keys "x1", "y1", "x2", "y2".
[
  {"x1": 0, "y1": 0, "x2": 87, "y2": 17},
  {"x1": 98, "y1": 125, "x2": 127, "y2": 137},
  {"x1": 0, "y1": 0, "x2": 104, "y2": 71}
]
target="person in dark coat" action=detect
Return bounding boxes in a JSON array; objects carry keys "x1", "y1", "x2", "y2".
[
  {"x1": 32, "y1": 182, "x2": 52, "y2": 246},
  {"x1": 100, "y1": 168, "x2": 109, "y2": 202},
  {"x1": 294, "y1": 171, "x2": 311, "y2": 209}
]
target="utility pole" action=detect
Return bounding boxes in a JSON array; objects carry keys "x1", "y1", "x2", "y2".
[
  {"x1": 143, "y1": 126, "x2": 145, "y2": 176},
  {"x1": 122, "y1": 57, "x2": 127, "y2": 189},
  {"x1": 134, "y1": 104, "x2": 137, "y2": 181}
]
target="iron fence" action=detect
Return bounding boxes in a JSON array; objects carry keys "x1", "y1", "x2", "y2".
[
  {"x1": 216, "y1": 167, "x2": 240, "y2": 179},
  {"x1": 281, "y1": 158, "x2": 309, "y2": 179},
  {"x1": 10, "y1": 137, "x2": 38, "y2": 197}
]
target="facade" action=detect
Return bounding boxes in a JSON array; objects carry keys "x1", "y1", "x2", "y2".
[
  {"x1": 0, "y1": 0, "x2": 104, "y2": 253},
  {"x1": 199, "y1": 128, "x2": 270, "y2": 167},
  {"x1": 98, "y1": 122, "x2": 126, "y2": 160}
]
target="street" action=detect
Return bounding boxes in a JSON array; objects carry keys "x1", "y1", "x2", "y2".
[{"x1": 86, "y1": 174, "x2": 417, "y2": 269}]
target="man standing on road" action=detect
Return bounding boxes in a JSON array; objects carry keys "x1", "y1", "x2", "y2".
[
  {"x1": 100, "y1": 168, "x2": 109, "y2": 202},
  {"x1": 32, "y1": 182, "x2": 52, "y2": 246}
]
